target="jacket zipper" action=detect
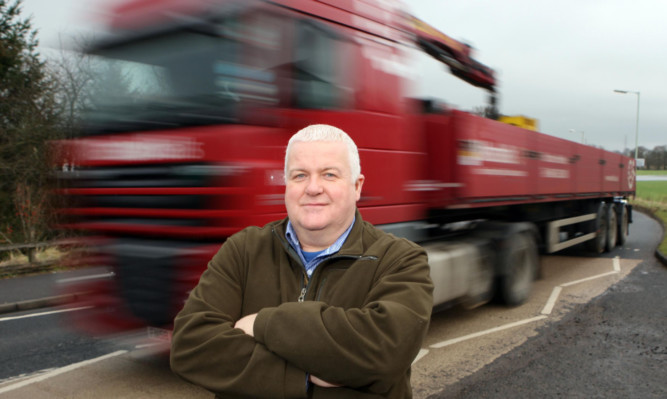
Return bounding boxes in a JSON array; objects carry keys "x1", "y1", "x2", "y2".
[
  {"x1": 298, "y1": 273, "x2": 309, "y2": 302},
  {"x1": 272, "y1": 227, "x2": 311, "y2": 302},
  {"x1": 273, "y1": 225, "x2": 379, "y2": 303},
  {"x1": 298, "y1": 287, "x2": 307, "y2": 302}
]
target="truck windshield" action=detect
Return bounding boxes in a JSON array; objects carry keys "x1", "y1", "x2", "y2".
[{"x1": 81, "y1": 16, "x2": 280, "y2": 135}]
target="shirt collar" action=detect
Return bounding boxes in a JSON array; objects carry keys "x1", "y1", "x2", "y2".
[{"x1": 285, "y1": 217, "x2": 355, "y2": 263}]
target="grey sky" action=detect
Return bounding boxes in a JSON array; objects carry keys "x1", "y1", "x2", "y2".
[
  {"x1": 407, "y1": 0, "x2": 665, "y2": 153},
  {"x1": 21, "y1": 0, "x2": 664, "y2": 152}
]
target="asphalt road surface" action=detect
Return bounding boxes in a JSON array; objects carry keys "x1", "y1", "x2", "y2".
[
  {"x1": 0, "y1": 307, "x2": 131, "y2": 384},
  {"x1": 0, "y1": 267, "x2": 119, "y2": 383},
  {"x1": 425, "y1": 211, "x2": 666, "y2": 399}
]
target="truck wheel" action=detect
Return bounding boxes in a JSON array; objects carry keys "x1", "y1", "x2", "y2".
[
  {"x1": 605, "y1": 203, "x2": 618, "y2": 252},
  {"x1": 498, "y1": 232, "x2": 538, "y2": 306},
  {"x1": 586, "y1": 202, "x2": 607, "y2": 254},
  {"x1": 616, "y1": 204, "x2": 629, "y2": 246}
]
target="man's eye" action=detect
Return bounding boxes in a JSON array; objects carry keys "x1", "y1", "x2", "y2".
[{"x1": 292, "y1": 173, "x2": 306, "y2": 180}]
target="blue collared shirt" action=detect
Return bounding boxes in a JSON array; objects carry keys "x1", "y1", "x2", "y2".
[{"x1": 285, "y1": 217, "x2": 355, "y2": 277}]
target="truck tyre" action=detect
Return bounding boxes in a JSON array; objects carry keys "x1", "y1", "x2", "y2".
[
  {"x1": 497, "y1": 231, "x2": 538, "y2": 306},
  {"x1": 605, "y1": 203, "x2": 618, "y2": 252},
  {"x1": 586, "y1": 202, "x2": 607, "y2": 254},
  {"x1": 617, "y1": 204, "x2": 629, "y2": 246}
]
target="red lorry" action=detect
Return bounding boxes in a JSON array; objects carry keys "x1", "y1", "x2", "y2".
[{"x1": 55, "y1": 0, "x2": 635, "y2": 335}]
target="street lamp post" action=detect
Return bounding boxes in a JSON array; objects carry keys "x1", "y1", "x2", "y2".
[{"x1": 613, "y1": 89, "x2": 640, "y2": 162}]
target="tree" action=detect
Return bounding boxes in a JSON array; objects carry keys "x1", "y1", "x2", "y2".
[
  {"x1": 47, "y1": 32, "x2": 140, "y2": 137},
  {"x1": 645, "y1": 145, "x2": 666, "y2": 170},
  {"x1": 0, "y1": 0, "x2": 61, "y2": 245},
  {"x1": 620, "y1": 145, "x2": 667, "y2": 170},
  {"x1": 46, "y1": 35, "x2": 97, "y2": 136}
]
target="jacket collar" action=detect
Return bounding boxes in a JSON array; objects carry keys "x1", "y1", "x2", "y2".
[
  {"x1": 275, "y1": 209, "x2": 366, "y2": 257},
  {"x1": 337, "y1": 209, "x2": 366, "y2": 256}
]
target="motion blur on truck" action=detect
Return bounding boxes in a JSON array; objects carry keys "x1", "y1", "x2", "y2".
[{"x1": 54, "y1": 0, "x2": 634, "y2": 337}]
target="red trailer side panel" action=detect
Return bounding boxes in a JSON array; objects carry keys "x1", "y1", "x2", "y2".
[
  {"x1": 535, "y1": 134, "x2": 575, "y2": 197},
  {"x1": 427, "y1": 111, "x2": 635, "y2": 209},
  {"x1": 453, "y1": 111, "x2": 532, "y2": 202},
  {"x1": 573, "y1": 145, "x2": 603, "y2": 195},
  {"x1": 602, "y1": 152, "x2": 623, "y2": 193}
]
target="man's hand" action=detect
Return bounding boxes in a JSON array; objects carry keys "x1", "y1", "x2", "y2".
[
  {"x1": 309, "y1": 375, "x2": 342, "y2": 388},
  {"x1": 235, "y1": 314, "x2": 341, "y2": 388},
  {"x1": 234, "y1": 313, "x2": 257, "y2": 336}
]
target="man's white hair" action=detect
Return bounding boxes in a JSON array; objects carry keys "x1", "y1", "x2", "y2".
[{"x1": 284, "y1": 124, "x2": 361, "y2": 182}]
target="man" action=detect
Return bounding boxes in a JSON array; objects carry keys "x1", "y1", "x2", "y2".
[{"x1": 170, "y1": 124, "x2": 433, "y2": 398}]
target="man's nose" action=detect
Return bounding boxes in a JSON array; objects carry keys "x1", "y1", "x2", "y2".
[{"x1": 305, "y1": 176, "x2": 323, "y2": 195}]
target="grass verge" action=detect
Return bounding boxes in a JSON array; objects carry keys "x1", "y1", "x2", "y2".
[{"x1": 634, "y1": 170, "x2": 667, "y2": 256}]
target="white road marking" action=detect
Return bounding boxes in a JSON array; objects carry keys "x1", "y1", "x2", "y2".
[
  {"x1": 412, "y1": 349, "x2": 429, "y2": 364},
  {"x1": 560, "y1": 271, "x2": 618, "y2": 287},
  {"x1": 544, "y1": 257, "x2": 622, "y2": 313},
  {"x1": 0, "y1": 306, "x2": 92, "y2": 322},
  {"x1": 541, "y1": 286, "x2": 562, "y2": 315},
  {"x1": 613, "y1": 256, "x2": 621, "y2": 272},
  {"x1": 135, "y1": 343, "x2": 159, "y2": 349},
  {"x1": 0, "y1": 368, "x2": 56, "y2": 386},
  {"x1": 430, "y1": 316, "x2": 548, "y2": 349},
  {"x1": 418, "y1": 256, "x2": 625, "y2": 361},
  {"x1": 57, "y1": 273, "x2": 114, "y2": 284},
  {"x1": 0, "y1": 350, "x2": 127, "y2": 395}
]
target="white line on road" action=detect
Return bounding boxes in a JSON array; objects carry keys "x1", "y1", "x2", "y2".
[
  {"x1": 57, "y1": 273, "x2": 114, "y2": 284},
  {"x1": 419, "y1": 256, "x2": 625, "y2": 360},
  {"x1": 0, "y1": 350, "x2": 127, "y2": 395},
  {"x1": 541, "y1": 286, "x2": 562, "y2": 315},
  {"x1": 0, "y1": 306, "x2": 92, "y2": 322},
  {"x1": 560, "y1": 271, "x2": 618, "y2": 287},
  {"x1": 429, "y1": 316, "x2": 548, "y2": 349},
  {"x1": 413, "y1": 349, "x2": 430, "y2": 364},
  {"x1": 543, "y1": 257, "x2": 621, "y2": 314}
]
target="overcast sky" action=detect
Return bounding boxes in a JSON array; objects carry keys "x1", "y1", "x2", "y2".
[{"x1": 20, "y1": 0, "x2": 665, "y2": 152}]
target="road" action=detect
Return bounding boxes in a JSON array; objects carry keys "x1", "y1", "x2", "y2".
[
  {"x1": 425, "y1": 211, "x2": 666, "y2": 398},
  {"x1": 0, "y1": 267, "x2": 125, "y2": 383},
  {"x1": 637, "y1": 175, "x2": 667, "y2": 181},
  {"x1": 0, "y1": 212, "x2": 663, "y2": 398},
  {"x1": 0, "y1": 306, "x2": 129, "y2": 384}
]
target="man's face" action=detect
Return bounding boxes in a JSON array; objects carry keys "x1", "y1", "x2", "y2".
[{"x1": 285, "y1": 141, "x2": 364, "y2": 247}]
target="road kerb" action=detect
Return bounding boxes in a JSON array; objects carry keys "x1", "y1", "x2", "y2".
[{"x1": 0, "y1": 294, "x2": 80, "y2": 315}]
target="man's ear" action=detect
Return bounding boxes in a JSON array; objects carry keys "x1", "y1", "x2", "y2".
[{"x1": 354, "y1": 174, "x2": 365, "y2": 201}]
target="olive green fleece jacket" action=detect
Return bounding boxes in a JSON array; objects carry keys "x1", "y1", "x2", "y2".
[{"x1": 170, "y1": 211, "x2": 433, "y2": 398}]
